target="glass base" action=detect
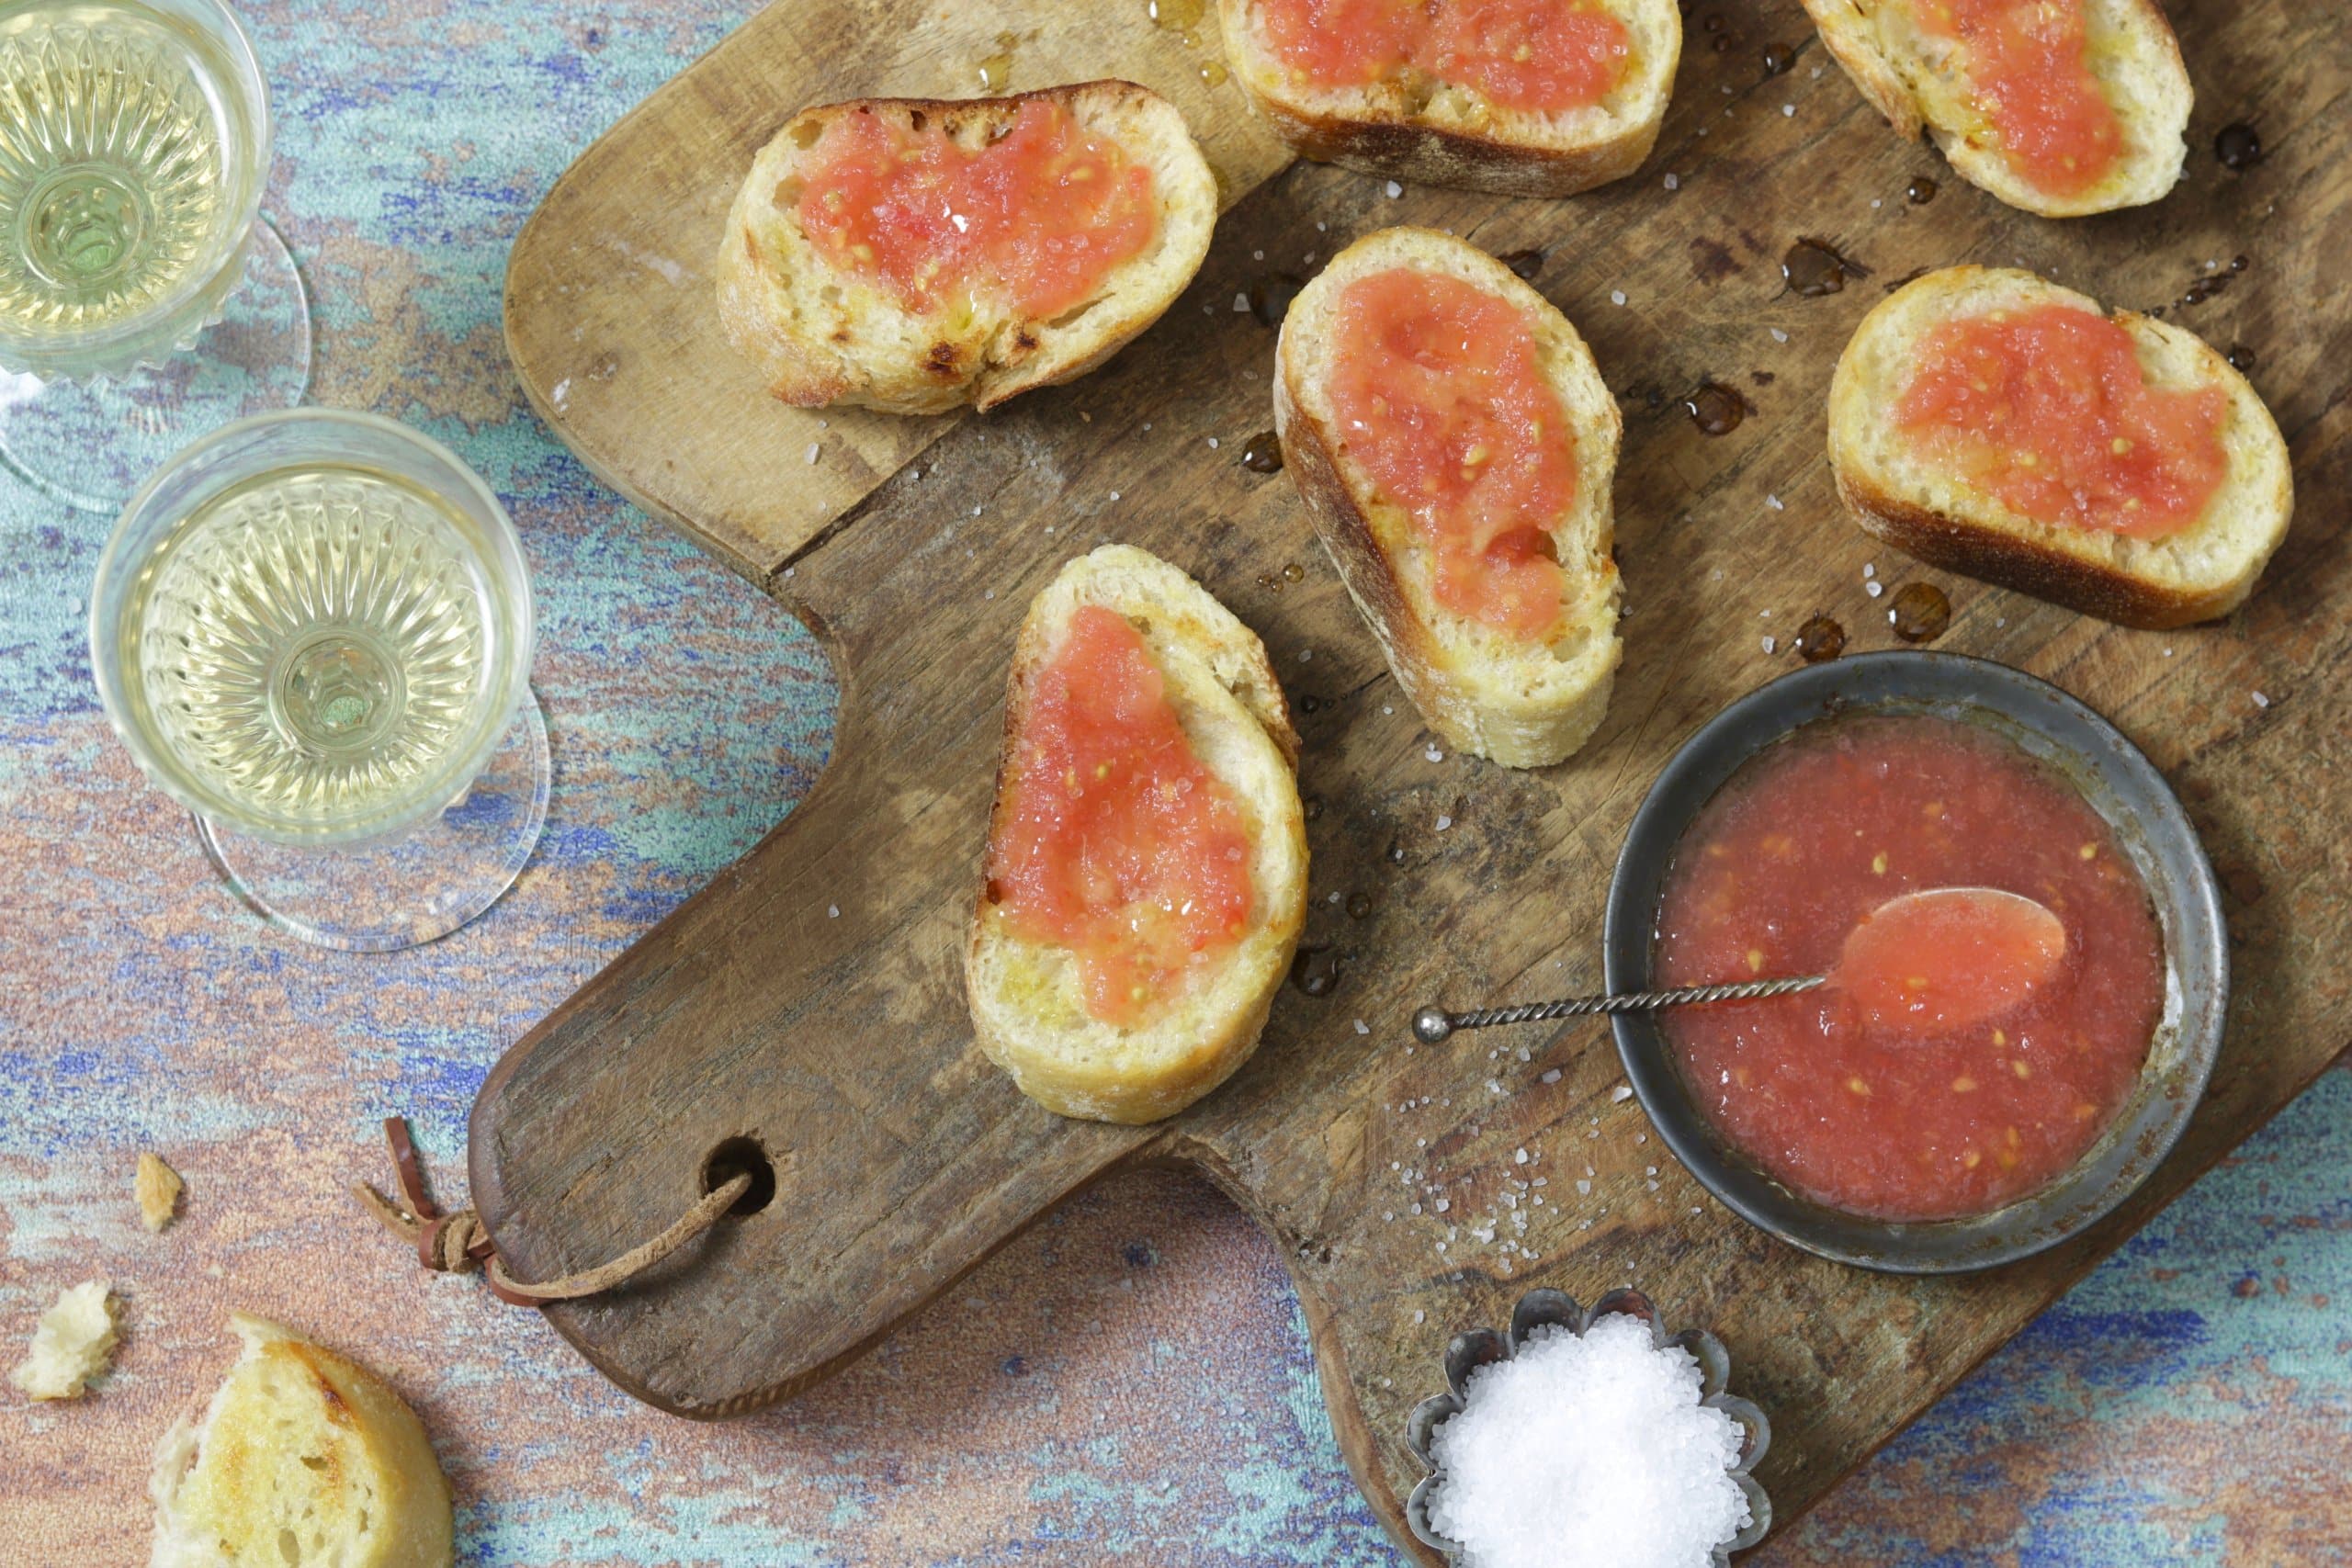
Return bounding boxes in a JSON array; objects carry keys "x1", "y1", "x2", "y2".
[
  {"x1": 195, "y1": 690, "x2": 551, "y2": 953},
  {"x1": 0, "y1": 216, "x2": 311, "y2": 513}
]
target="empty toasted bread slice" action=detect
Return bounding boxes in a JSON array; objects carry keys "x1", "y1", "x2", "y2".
[
  {"x1": 966, "y1": 546, "x2": 1306, "y2": 1125},
  {"x1": 1830, "y1": 266, "x2": 2292, "y2": 629},
  {"x1": 717, "y1": 82, "x2": 1216, "y2": 414},
  {"x1": 1276, "y1": 227, "x2": 1623, "y2": 768},
  {"x1": 1803, "y1": 0, "x2": 2189, "y2": 217},
  {"x1": 151, "y1": 1313, "x2": 452, "y2": 1567},
  {"x1": 1219, "y1": 0, "x2": 1680, "y2": 197}
]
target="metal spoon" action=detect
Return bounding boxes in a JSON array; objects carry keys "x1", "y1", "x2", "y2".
[{"x1": 1410, "y1": 886, "x2": 2064, "y2": 1044}]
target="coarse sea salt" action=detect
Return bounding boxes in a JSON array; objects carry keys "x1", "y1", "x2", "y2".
[{"x1": 1427, "y1": 1314, "x2": 1751, "y2": 1568}]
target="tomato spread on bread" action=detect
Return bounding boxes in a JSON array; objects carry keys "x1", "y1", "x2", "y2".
[
  {"x1": 1894, "y1": 302, "x2": 2227, "y2": 539},
  {"x1": 987, "y1": 605, "x2": 1253, "y2": 1026},
  {"x1": 1257, "y1": 0, "x2": 1631, "y2": 113},
  {"x1": 1911, "y1": 0, "x2": 2122, "y2": 198},
  {"x1": 1328, "y1": 267, "x2": 1577, "y2": 639},
  {"x1": 796, "y1": 99, "x2": 1156, "y2": 318}
]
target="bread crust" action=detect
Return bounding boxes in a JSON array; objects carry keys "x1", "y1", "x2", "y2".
[
  {"x1": 1827, "y1": 266, "x2": 2294, "y2": 631},
  {"x1": 1275, "y1": 227, "x2": 1623, "y2": 768},
  {"x1": 1801, "y1": 0, "x2": 2190, "y2": 218},
  {"x1": 1219, "y1": 0, "x2": 1679, "y2": 197},
  {"x1": 964, "y1": 547, "x2": 1305, "y2": 1125},
  {"x1": 1249, "y1": 91, "x2": 1661, "y2": 199},
  {"x1": 716, "y1": 82, "x2": 1216, "y2": 415}
]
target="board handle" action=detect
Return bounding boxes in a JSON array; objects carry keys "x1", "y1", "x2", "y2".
[{"x1": 469, "y1": 686, "x2": 1168, "y2": 1416}]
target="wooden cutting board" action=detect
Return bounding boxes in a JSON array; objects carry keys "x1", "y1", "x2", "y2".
[{"x1": 481, "y1": 0, "x2": 2352, "y2": 1555}]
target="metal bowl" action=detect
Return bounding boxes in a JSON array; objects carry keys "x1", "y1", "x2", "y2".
[
  {"x1": 1403, "y1": 1287, "x2": 1771, "y2": 1562},
  {"x1": 1604, "y1": 651, "x2": 2228, "y2": 1273}
]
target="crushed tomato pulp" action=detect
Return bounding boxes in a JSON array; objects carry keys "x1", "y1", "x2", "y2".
[
  {"x1": 1257, "y1": 0, "x2": 1631, "y2": 112},
  {"x1": 1328, "y1": 268, "x2": 1577, "y2": 640},
  {"x1": 1911, "y1": 0, "x2": 2122, "y2": 197},
  {"x1": 1896, "y1": 302, "x2": 2229, "y2": 539},
  {"x1": 1655, "y1": 716, "x2": 2164, "y2": 1223},
  {"x1": 795, "y1": 99, "x2": 1156, "y2": 318},
  {"x1": 987, "y1": 605, "x2": 1253, "y2": 1028}
]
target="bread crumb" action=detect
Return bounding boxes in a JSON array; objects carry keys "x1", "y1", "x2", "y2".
[
  {"x1": 11, "y1": 1280, "x2": 118, "y2": 1401},
  {"x1": 137, "y1": 1152, "x2": 183, "y2": 1234}
]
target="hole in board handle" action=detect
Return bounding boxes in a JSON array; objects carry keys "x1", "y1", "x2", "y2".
[{"x1": 700, "y1": 1136, "x2": 778, "y2": 1217}]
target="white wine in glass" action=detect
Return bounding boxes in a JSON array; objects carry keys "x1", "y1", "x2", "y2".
[
  {"x1": 0, "y1": 0, "x2": 309, "y2": 512},
  {"x1": 93, "y1": 410, "x2": 548, "y2": 951}
]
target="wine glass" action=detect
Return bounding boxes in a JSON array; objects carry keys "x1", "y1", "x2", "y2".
[
  {"x1": 89, "y1": 409, "x2": 548, "y2": 951},
  {"x1": 0, "y1": 0, "x2": 310, "y2": 513}
]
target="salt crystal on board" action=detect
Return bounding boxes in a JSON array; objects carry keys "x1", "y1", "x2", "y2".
[{"x1": 1611, "y1": 1085, "x2": 1634, "y2": 1103}]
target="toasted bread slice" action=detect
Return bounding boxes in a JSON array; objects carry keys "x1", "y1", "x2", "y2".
[
  {"x1": 1829, "y1": 266, "x2": 2292, "y2": 629},
  {"x1": 151, "y1": 1314, "x2": 452, "y2": 1567},
  {"x1": 716, "y1": 82, "x2": 1216, "y2": 414},
  {"x1": 1218, "y1": 0, "x2": 1679, "y2": 197},
  {"x1": 966, "y1": 546, "x2": 1306, "y2": 1125},
  {"x1": 1275, "y1": 227, "x2": 1623, "y2": 768},
  {"x1": 1803, "y1": 0, "x2": 2189, "y2": 217}
]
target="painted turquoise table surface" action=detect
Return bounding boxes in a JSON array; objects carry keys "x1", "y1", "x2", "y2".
[{"x1": 4, "y1": 2, "x2": 2349, "y2": 1562}]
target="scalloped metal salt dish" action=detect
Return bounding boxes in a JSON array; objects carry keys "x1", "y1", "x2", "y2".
[{"x1": 1402, "y1": 1287, "x2": 1771, "y2": 1564}]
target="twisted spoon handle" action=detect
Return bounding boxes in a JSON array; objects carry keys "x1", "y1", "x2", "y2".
[{"x1": 1411, "y1": 975, "x2": 1826, "y2": 1043}]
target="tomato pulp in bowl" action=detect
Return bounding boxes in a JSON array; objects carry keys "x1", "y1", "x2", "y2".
[
  {"x1": 1653, "y1": 715, "x2": 2163, "y2": 1223},
  {"x1": 1605, "y1": 653, "x2": 2227, "y2": 1273}
]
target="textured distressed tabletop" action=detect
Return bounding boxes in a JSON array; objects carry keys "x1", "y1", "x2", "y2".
[{"x1": 3, "y1": 2, "x2": 2348, "y2": 1563}]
